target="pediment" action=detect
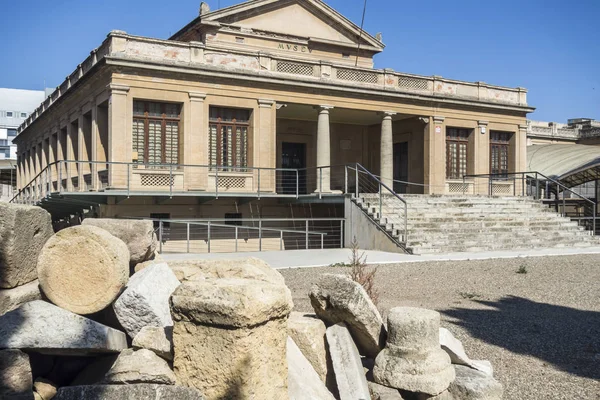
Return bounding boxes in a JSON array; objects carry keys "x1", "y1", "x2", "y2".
[{"x1": 173, "y1": 0, "x2": 383, "y2": 51}]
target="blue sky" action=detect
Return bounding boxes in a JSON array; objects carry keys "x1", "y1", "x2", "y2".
[{"x1": 2, "y1": 0, "x2": 598, "y2": 122}]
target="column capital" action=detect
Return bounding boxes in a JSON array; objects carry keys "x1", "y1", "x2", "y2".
[
  {"x1": 433, "y1": 116, "x2": 445, "y2": 124},
  {"x1": 316, "y1": 105, "x2": 334, "y2": 113},
  {"x1": 258, "y1": 99, "x2": 275, "y2": 108},
  {"x1": 518, "y1": 124, "x2": 528, "y2": 132},
  {"x1": 189, "y1": 91, "x2": 207, "y2": 102},
  {"x1": 381, "y1": 111, "x2": 397, "y2": 118},
  {"x1": 478, "y1": 120, "x2": 489, "y2": 126},
  {"x1": 108, "y1": 83, "x2": 130, "y2": 95},
  {"x1": 418, "y1": 117, "x2": 430, "y2": 124}
]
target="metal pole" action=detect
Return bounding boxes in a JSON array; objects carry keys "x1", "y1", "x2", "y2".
[
  {"x1": 127, "y1": 163, "x2": 130, "y2": 198},
  {"x1": 355, "y1": 166, "x2": 359, "y2": 198},
  {"x1": 594, "y1": 204, "x2": 597, "y2": 235},
  {"x1": 257, "y1": 168, "x2": 261, "y2": 199},
  {"x1": 321, "y1": 233, "x2": 324, "y2": 249},
  {"x1": 305, "y1": 220, "x2": 309, "y2": 250},
  {"x1": 319, "y1": 167, "x2": 322, "y2": 199},
  {"x1": 159, "y1": 220, "x2": 163, "y2": 254},
  {"x1": 296, "y1": 169, "x2": 299, "y2": 198},
  {"x1": 259, "y1": 220, "x2": 262, "y2": 252},
  {"x1": 488, "y1": 177, "x2": 492, "y2": 196},
  {"x1": 207, "y1": 221, "x2": 211, "y2": 253},
  {"x1": 344, "y1": 166, "x2": 348, "y2": 194},
  {"x1": 340, "y1": 220, "x2": 344, "y2": 248},
  {"x1": 58, "y1": 161, "x2": 62, "y2": 192},
  {"x1": 169, "y1": 164, "x2": 173, "y2": 198},
  {"x1": 562, "y1": 189, "x2": 566, "y2": 217},
  {"x1": 522, "y1": 173, "x2": 525, "y2": 197},
  {"x1": 379, "y1": 182, "x2": 382, "y2": 219},
  {"x1": 235, "y1": 226, "x2": 239, "y2": 252},
  {"x1": 186, "y1": 223, "x2": 190, "y2": 253},
  {"x1": 215, "y1": 166, "x2": 219, "y2": 199},
  {"x1": 280, "y1": 230, "x2": 283, "y2": 251}
]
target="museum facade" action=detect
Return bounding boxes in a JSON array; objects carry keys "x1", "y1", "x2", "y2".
[{"x1": 13, "y1": 0, "x2": 534, "y2": 223}]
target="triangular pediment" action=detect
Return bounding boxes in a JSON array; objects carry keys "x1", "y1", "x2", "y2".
[{"x1": 172, "y1": 0, "x2": 384, "y2": 51}]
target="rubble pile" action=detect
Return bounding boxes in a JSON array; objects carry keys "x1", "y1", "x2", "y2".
[{"x1": 0, "y1": 203, "x2": 503, "y2": 400}]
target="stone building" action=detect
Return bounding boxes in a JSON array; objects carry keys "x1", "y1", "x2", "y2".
[{"x1": 13, "y1": 0, "x2": 534, "y2": 225}]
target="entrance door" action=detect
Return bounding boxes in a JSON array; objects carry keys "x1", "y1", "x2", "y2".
[
  {"x1": 281, "y1": 142, "x2": 306, "y2": 194},
  {"x1": 393, "y1": 142, "x2": 409, "y2": 193}
]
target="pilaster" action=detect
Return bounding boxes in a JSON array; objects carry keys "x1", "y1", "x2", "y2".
[
  {"x1": 186, "y1": 91, "x2": 207, "y2": 190},
  {"x1": 257, "y1": 99, "x2": 276, "y2": 192},
  {"x1": 423, "y1": 116, "x2": 446, "y2": 194},
  {"x1": 107, "y1": 83, "x2": 130, "y2": 189}
]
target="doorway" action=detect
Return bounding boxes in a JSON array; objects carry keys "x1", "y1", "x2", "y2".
[
  {"x1": 281, "y1": 142, "x2": 306, "y2": 194},
  {"x1": 393, "y1": 142, "x2": 408, "y2": 193}
]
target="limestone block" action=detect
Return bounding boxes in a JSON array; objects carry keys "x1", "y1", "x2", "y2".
[
  {"x1": 287, "y1": 312, "x2": 328, "y2": 383},
  {"x1": 448, "y1": 365, "x2": 503, "y2": 400},
  {"x1": 137, "y1": 257, "x2": 285, "y2": 284},
  {"x1": 0, "y1": 203, "x2": 53, "y2": 288},
  {"x1": 103, "y1": 349, "x2": 176, "y2": 385},
  {"x1": 113, "y1": 263, "x2": 180, "y2": 338},
  {"x1": 0, "y1": 301, "x2": 127, "y2": 355},
  {"x1": 310, "y1": 273, "x2": 386, "y2": 358},
  {"x1": 439, "y1": 328, "x2": 494, "y2": 376},
  {"x1": 374, "y1": 307, "x2": 454, "y2": 396},
  {"x1": 37, "y1": 225, "x2": 130, "y2": 315},
  {"x1": 368, "y1": 382, "x2": 404, "y2": 400},
  {"x1": 287, "y1": 337, "x2": 335, "y2": 400},
  {"x1": 53, "y1": 384, "x2": 205, "y2": 400},
  {"x1": 82, "y1": 218, "x2": 157, "y2": 265},
  {"x1": 325, "y1": 323, "x2": 370, "y2": 400},
  {"x1": 171, "y1": 278, "x2": 291, "y2": 400},
  {"x1": 0, "y1": 279, "x2": 42, "y2": 315},
  {"x1": 132, "y1": 326, "x2": 173, "y2": 361},
  {"x1": 0, "y1": 349, "x2": 33, "y2": 399},
  {"x1": 33, "y1": 378, "x2": 57, "y2": 400}
]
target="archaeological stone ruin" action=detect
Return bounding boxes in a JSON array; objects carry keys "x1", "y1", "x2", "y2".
[{"x1": 0, "y1": 203, "x2": 503, "y2": 399}]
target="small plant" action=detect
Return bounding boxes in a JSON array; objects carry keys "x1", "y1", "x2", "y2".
[
  {"x1": 459, "y1": 291, "x2": 481, "y2": 300},
  {"x1": 347, "y1": 237, "x2": 379, "y2": 306},
  {"x1": 329, "y1": 261, "x2": 351, "y2": 268},
  {"x1": 516, "y1": 264, "x2": 528, "y2": 274}
]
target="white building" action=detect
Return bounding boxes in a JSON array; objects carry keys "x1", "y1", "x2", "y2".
[{"x1": 0, "y1": 88, "x2": 49, "y2": 200}]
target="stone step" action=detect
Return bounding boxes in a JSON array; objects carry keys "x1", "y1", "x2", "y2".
[
  {"x1": 405, "y1": 230, "x2": 594, "y2": 246},
  {"x1": 408, "y1": 240, "x2": 597, "y2": 255}
]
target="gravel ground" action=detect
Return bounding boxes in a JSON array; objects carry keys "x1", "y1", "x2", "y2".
[{"x1": 280, "y1": 254, "x2": 600, "y2": 400}]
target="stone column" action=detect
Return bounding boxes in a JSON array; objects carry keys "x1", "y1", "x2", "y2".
[
  {"x1": 423, "y1": 116, "x2": 445, "y2": 194},
  {"x1": 171, "y1": 278, "x2": 293, "y2": 400},
  {"x1": 77, "y1": 113, "x2": 86, "y2": 191},
  {"x1": 66, "y1": 119, "x2": 76, "y2": 191},
  {"x1": 316, "y1": 105, "x2": 333, "y2": 193},
  {"x1": 91, "y1": 103, "x2": 99, "y2": 190},
  {"x1": 107, "y1": 84, "x2": 130, "y2": 189},
  {"x1": 380, "y1": 111, "x2": 396, "y2": 188},
  {"x1": 258, "y1": 99, "x2": 276, "y2": 193},
  {"x1": 186, "y1": 92, "x2": 207, "y2": 191}
]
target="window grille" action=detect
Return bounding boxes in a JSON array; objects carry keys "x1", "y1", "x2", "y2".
[
  {"x1": 398, "y1": 76, "x2": 429, "y2": 91},
  {"x1": 490, "y1": 131, "x2": 511, "y2": 177},
  {"x1": 132, "y1": 101, "x2": 181, "y2": 167},
  {"x1": 446, "y1": 128, "x2": 471, "y2": 179},
  {"x1": 209, "y1": 107, "x2": 250, "y2": 171}
]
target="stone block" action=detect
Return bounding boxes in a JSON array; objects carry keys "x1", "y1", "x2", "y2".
[
  {"x1": 448, "y1": 365, "x2": 503, "y2": 400},
  {"x1": 113, "y1": 263, "x2": 180, "y2": 338},
  {"x1": 132, "y1": 326, "x2": 173, "y2": 361},
  {"x1": 0, "y1": 301, "x2": 127, "y2": 355},
  {"x1": 54, "y1": 384, "x2": 205, "y2": 400},
  {"x1": 374, "y1": 307, "x2": 454, "y2": 396},
  {"x1": 102, "y1": 349, "x2": 176, "y2": 385},
  {"x1": 326, "y1": 323, "x2": 370, "y2": 400},
  {"x1": 368, "y1": 382, "x2": 404, "y2": 400},
  {"x1": 82, "y1": 218, "x2": 157, "y2": 265},
  {"x1": 287, "y1": 312, "x2": 328, "y2": 383},
  {"x1": 37, "y1": 225, "x2": 130, "y2": 315},
  {"x1": 310, "y1": 274, "x2": 385, "y2": 358},
  {"x1": 0, "y1": 203, "x2": 53, "y2": 289},
  {"x1": 287, "y1": 337, "x2": 335, "y2": 400},
  {"x1": 171, "y1": 278, "x2": 291, "y2": 400},
  {"x1": 0, "y1": 279, "x2": 42, "y2": 315},
  {"x1": 439, "y1": 328, "x2": 494, "y2": 376},
  {"x1": 0, "y1": 349, "x2": 33, "y2": 399},
  {"x1": 33, "y1": 378, "x2": 57, "y2": 400},
  {"x1": 136, "y1": 257, "x2": 285, "y2": 285}
]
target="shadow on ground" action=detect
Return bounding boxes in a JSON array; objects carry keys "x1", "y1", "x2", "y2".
[{"x1": 441, "y1": 295, "x2": 600, "y2": 380}]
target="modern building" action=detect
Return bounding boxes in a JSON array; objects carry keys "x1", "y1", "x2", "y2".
[{"x1": 0, "y1": 88, "x2": 48, "y2": 201}]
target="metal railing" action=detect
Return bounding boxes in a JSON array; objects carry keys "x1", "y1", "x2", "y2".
[
  {"x1": 345, "y1": 163, "x2": 408, "y2": 244},
  {"x1": 11, "y1": 160, "x2": 353, "y2": 205},
  {"x1": 464, "y1": 171, "x2": 597, "y2": 234},
  {"x1": 146, "y1": 218, "x2": 345, "y2": 254}
]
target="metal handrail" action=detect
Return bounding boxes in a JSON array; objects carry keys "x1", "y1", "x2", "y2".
[
  {"x1": 154, "y1": 219, "x2": 335, "y2": 254},
  {"x1": 464, "y1": 171, "x2": 597, "y2": 234},
  {"x1": 346, "y1": 163, "x2": 408, "y2": 243}
]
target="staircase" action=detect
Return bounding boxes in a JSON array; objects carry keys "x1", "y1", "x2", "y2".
[{"x1": 354, "y1": 194, "x2": 599, "y2": 255}]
